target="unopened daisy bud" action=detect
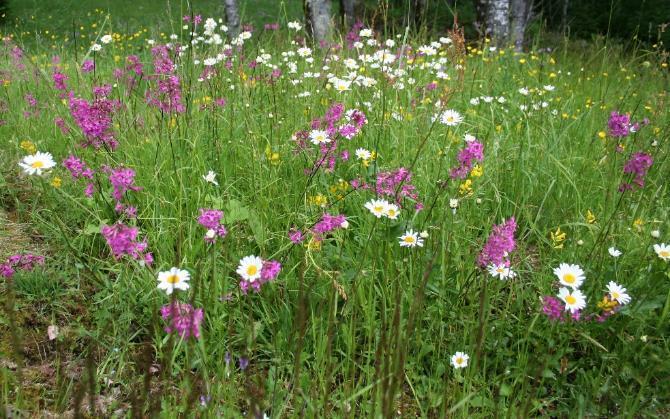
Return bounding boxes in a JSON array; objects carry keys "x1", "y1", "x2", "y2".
[
  {"x1": 340, "y1": 220, "x2": 349, "y2": 229},
  {"x1": 420, "y1": 230, "x2": 429, "y2": 238},
  {"x1": 577, "y1": 239, "x2": 584, "y2": 245},
  {"x1": 449, "y1": 198, "x2": 458, "y2": 214},
  {"x1": 205, "y1": 229, "x2": 217, "y2": 239},
  {"x1": 651, "y1": 230, "x2": 660, "y2": 238}
]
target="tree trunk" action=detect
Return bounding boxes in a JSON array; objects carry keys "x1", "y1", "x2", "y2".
[
  {"x1": 223, "y1": 0, "x2": 240, "y2": 37},
  {"x1": 306, "y1": 0, "x2": 332, "y2": 42},
  {"x1": 487, "y1": 0, "x2": 510, "y2": 46},
  {"x1": 561, "y1": 0, "x2": 569, "y2": 34},
  {"x1": 339, "y1": 0, "x2": 356, "y2": 29},
  {"x1": 510, "y1": 0, "x2": 528, "y2": 51},
  {"x1": 474, "y1": 0, "x2": 489, "y2": 38}
]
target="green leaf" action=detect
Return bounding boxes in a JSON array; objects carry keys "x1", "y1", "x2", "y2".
[
  {"x1": 499, "y1": 383, "x2": 513, "y2": 397},
  {"x1": 224, "y1": 199, "x2": 249, "y2": 223}
]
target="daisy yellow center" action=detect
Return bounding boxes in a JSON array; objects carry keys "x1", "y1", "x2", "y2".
[
  {"x1": 565, "y1": 295, "x2": 577, "y2": 305},
  {"x1": 404, "y1": 236, "x2": 415, "y2": 243},
  {"x1": 446, "y1": 116, "x2": 454, "y2": 122},
  {"x1": 563, "y1": 273, "x2": 576, "y2": 284},
  {"x1": 660, "y1": 250, "x2": 670, "y2": 257},
  {"x1": 612, "y1": 292, "x2": 620, "y2": 299},
  {"x1": 31, "y1": 161, "x2": 44, "y2": 168},
  {"x1": 496, "y1": 267, "x2": 505, "y2": 273},
  {"x1": 167, "y1": 274, "x2": 180, "y2": 284},
  {"x1": 456, "y1": 357, "x2": 463, "y2": 364},
  {"x1": 374, "y1": 206, "x2": 384, "y2": 213},
  {"x1": 246, "y1": 265, "x2": 258, "y2": 276},
  {"x1": 387, "y1": 209, "x2": 396, "y2": 216}
]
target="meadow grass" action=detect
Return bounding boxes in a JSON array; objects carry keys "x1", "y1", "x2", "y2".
[{"x1": 0, "y1": 3, "x2": 669, "y2": 417}]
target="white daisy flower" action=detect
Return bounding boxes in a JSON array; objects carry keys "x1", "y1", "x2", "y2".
[
  {"x1": 553, "y1": 263, "x2": 585, "y2": 289},
  {"x1": 19, "y1": 151, "x2": 56, "y2": 176},
  {"x1": 157, "y1": 267, "x2": 191, "y2": 295},
  {"x1": 399, "y1": 230, "x2": 423, "y2": 247},
  {"x1": 440, "y1": 109, "x2": 463, "y2": 126},
  {"x1": 606, "y1": 281, "x2": 631, "y2": 305},
  {"x1": 450, "y1": 352, "x2": 469, "y2": 369},
  {"x1": 558, "y1": 287, "x2": 587, "y2": 313},
  {"x1": 332, "y1": 78, "x2": 351, "y2": 92},
  {"x1": 236, "y1": 255, "x2": 263, "y2": 282},
  {"x1": 203, "y1": 170, "x2": 219, "y2": 186},
  {"x1": 90, "y1": 43, "x2": 102, "y2": 52},
  {"x1": 487, "y1": 264, "x2": 517, "y2": 280},
  {"x1": 309, "y1": 130, "x2": 330, "y2": 145},
  {"x1": 653, "y1": 243, "x2": 670, "y2": 261},
  {"x1": 364, "y1": 199, "x2": 388, "y2": 218},
  {"x1": 608, "y1": 247, "x2": 622, "y2": 258},
  {"x1": 101, "y1": 34, "x2": 113, "y2": 44},
  {"x1": 355, "y1": 148, "x2": 372, "y2": 160},
  {"x1": 383, "y1": 202, "x2": 400, "y2": 220}
]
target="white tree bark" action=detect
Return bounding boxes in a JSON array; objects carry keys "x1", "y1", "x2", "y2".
[
  {"x1": 306, "y1": 0, "x2": 332, "y2": 42},
  {"x1": 223, "y1": 0, "x2": 241, "y2": 37},
  {"x1": 487, "y1": 0, "x2": 510, "y2": 46}
]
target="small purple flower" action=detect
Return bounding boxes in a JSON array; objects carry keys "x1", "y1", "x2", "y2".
[
  {"x1": 197, "y1": 209, "x2": 227, "y2": 242},
  {"x1": 239, "y1": 357, "x2": 249, "y2": 370},
  {"x1": 289, "y1": 229, "x2": 304, "y2": 244},
  {"x1": 619, "y1": 152, "x2": 653, "y2": 191},
  {"x1": 450, "y1": 140, "x2": 484, "y2": 179}
]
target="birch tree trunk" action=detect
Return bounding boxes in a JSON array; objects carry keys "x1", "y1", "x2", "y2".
[
  {"x1": 510, "y1": 0, "x2": 529, "y2": 51},
  {"x1": 306, "y1": 0, "x2": 332, "y2": 42},
  {"x1": 223, "y1": 0, "x2": 241, "y2": 37},
  {"x1": 487, "y1": 0, "x2": 511, "y2": 46}
]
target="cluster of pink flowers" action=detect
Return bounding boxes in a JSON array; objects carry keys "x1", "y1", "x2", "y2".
[
  {"x1": 146, "y1": 45, "x2": 185, "y2": 114},
  {"x1": 69, "y1": 90, "x2": 121, "y2": 150},
  {"x1": 107, "y1": 166, "x2": 141, "y2": 202},
  {"x1": 0, "y1": 254, "x2": 45, "y2": 279},
  {"x1": 52, "y1": 71, "x2": 68, "y2": 91},
  {"x1": 619, "y1": 152, "x2": 653, "y2": 191},
  {"x1": 101, "y1": 222, "x2": 153, "y2": 265},
  {"x1": 301, "y1": 104, "x2": 367, "y2": 174},
  {"x1": 608, "y1": 111, "x2": 631, "y2": 137},
  {"x1": 352, "y1": 167, "x2": 422, "y2": 210},
  {"x1": 197, "y1": 208, "x2": 228, "y2": 243},
  {"x1": 450, "y1": 140, "x2": 484, "y2": 179},
  {"x1": 63, "y1": 155, "x2": 96, "y2": 197},
  {"x1": 160, "y1": 301, "x2": 204, "y2": 339},
  {"x1": 290, "y1": 213, "x2": 348, "y2": 244},
  {"x1": 81, "y1": 60, "x2": 95, "y2": 73},
  {"x1": 477, "y1": 217, "x2": 517, "y2": 267},
  {"x1": 541, "y1": 296, "x2": 581, "y2": 322},
  {"x1": 239, "y1": 260, "x2": 282, "y2": 294}
]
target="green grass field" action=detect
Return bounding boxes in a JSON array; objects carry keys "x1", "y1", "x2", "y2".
[{"x1": 0, "y1": 1, "x2": 669, "y2": 417}]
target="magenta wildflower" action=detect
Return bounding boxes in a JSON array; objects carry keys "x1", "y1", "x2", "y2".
[
  {"x1": 541, "y1": 296, "x2": 582, "y2": 322},
  {"x1": 0, "y1": 254, "x2": 45, "y2": 279},
  {"x1": 197, "y1": 208, "x2": 227, "y2": 243},
  {"x1": 146, "y1": 75, "x2": 185, "y2": 114},
  {"x1": 81, "y1": 60, "x2": 95, "y2": 73},
  {"x1": 108, "y1": 167, "x2": 141, "y2": 202},
  {"x1": 150, "y1": 45, "x2": 175, "y2": 75},
  {"x1": 619, "y1": 152, "x2": 653, "y2": 191},
  {"x1": 62, "y1": 155, "x2": 94, "y2": 179},
  {"x1": 608, "y1": 111, "x2": 630, "y2": 137},
  {"x1": 101, "y1": 222, "x2": 152, "y2": 264},
  {"x1": 477, "y1": 217, "x2": 517, "y2": 267},
  {"x1": 160, "y1": 301, "x2": 204, "y2": 339},
  {"x1": 69, "y1": 93, "x2": 121, "y2": 149},
  {"x1": 450, "y1": 140, "x2": 484, "y2": 179},
  {"x1": 52, "y1": 71, "x2": 68, "y2": 91},
  {"x1": 312, "y1": 213, "x2": 347, "y2": 240},
  {"x1": 289, "y1": 228, "x2": 304, "y2": 244}
]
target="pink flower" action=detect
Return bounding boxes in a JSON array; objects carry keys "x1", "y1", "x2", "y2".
[
  {"x1": 477, "y1": 217, "x2": 517, "y2": 267},
  {"x1": 197, "y1": 209, "x2": 227, "y2": 242},
  {"x1": 160, "y1": 301, "x2": 204, "y2": 339},
  {"x1": 101, "y1": 223, "x2": 152, "y2": 264},
  {"x1": 450, "y1": 140, "x2": 484, "y2": 179}
]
